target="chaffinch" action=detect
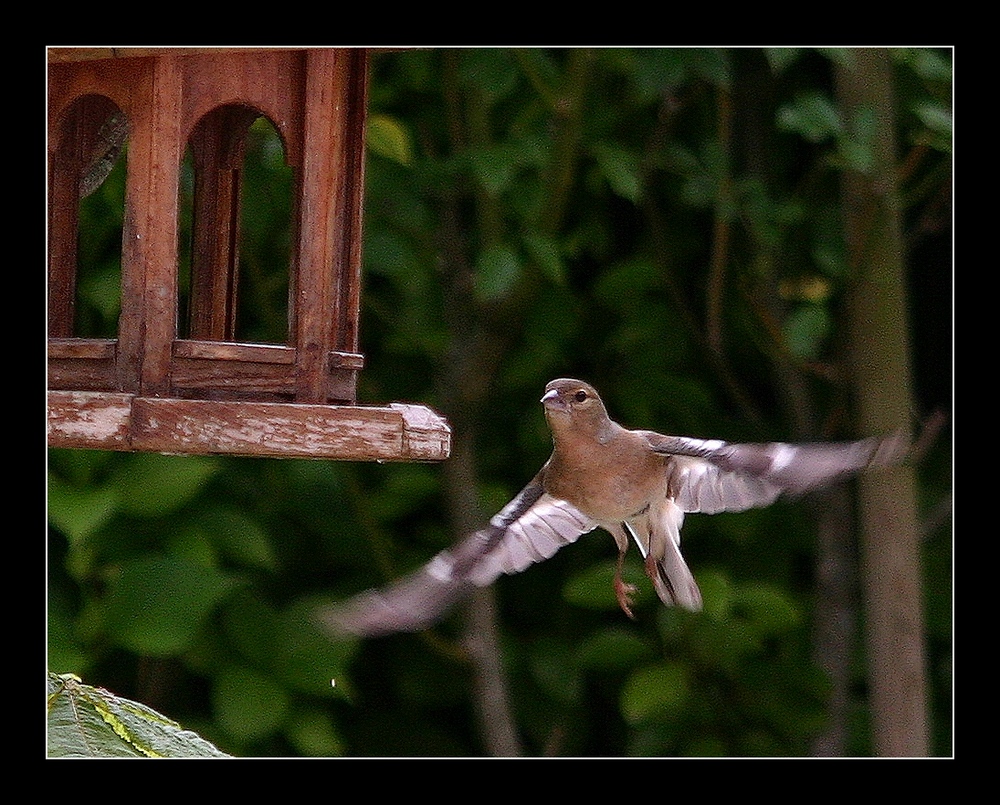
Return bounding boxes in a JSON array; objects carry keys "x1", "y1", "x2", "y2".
[{"x1": 320, "y1": 378, "x2": 913, "y2": 637}]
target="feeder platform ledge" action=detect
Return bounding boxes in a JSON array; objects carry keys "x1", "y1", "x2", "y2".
[{"x1": 47, "y1": 390, "x2": 452, "y2": 462}]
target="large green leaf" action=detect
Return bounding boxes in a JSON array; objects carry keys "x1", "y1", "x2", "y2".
[
  {"x1": 189, "y1": 504, "x2": 277, "y2": 572},
  {"x1": 47, "y1": 472, "x2": 118, "y2": 546},
  {"x1": 212, "y1": 665, "x2": 289, "y2": 744},
  {"x1": 103, "y1": 555, "x2": 242, "y2": 655},
  {"x1": 47, "y1": 673, "x2": 228, "y2": 758},
  {"x1": 221, "y1": 590, "x2": 357, "y2": 699},
  {"x1": 620, "y1": 661, "x2": 691, "y2": 725},
  {"x1": 111, "y1": 454, "x2": 221, "y2": 517},
  {"x1": 272, "y1": 595, "x2": 359, "y2": 698}
]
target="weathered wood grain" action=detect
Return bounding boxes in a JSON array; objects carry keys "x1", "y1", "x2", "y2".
[
  {"x1": 47, "y1": 391, "x2": 133, "y2": 448},
  {"x1": 47, "y1": 391, "x2": 451, "y2": 462}
]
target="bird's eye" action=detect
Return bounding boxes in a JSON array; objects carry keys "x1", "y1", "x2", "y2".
[{"x1": 573, "y1": 390, "x2": 588, "y2": 402}]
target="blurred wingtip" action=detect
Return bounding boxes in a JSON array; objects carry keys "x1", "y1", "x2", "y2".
[
  {"x1": 315, "y1": 566, "x2": 478, "y2": 639},
  {"x1": 870, "y1": 409, "x2": 948, "y2": 470},
  {"x1": 313, "y1": 601, "x2": 364, "y2": 640},
  {"x1": 315, "y1": 590, "x2": 409, "y2": 639},
  {"x1": 909, "y1": 409, "x2": 948, "y2": 464},
  {"x1": 869, "y1": 430, "x2": 911, "y2": 468}
]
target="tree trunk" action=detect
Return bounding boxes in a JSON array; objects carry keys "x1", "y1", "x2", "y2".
[
  {"x1": 442, "y1": 430, "x2": 523, "y2": 757},
  {"x1": 834, "y1": 48, "x2": 929, "y2": 756}
]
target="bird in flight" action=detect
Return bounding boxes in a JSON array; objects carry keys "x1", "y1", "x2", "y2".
[{"x1": 320, "y1": 378, "x2": 915, "y2": 638}]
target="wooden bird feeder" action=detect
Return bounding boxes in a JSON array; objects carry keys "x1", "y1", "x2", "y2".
[{"x1": 47, "y1": 47, "x2": 450, "y2": 462}]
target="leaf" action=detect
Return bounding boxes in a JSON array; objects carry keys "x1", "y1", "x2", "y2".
[
  {"x1": 896, "y1": 47, "x2": 952, "y2": 83},
  {"x1": 782, "y1": 303, "x2": 831, "y2": 360},
  {"x1": 910, "y1": 101, "x2": 952, "y2": 151},
  {"x1": 47, "y1": 672, "x2": 229, "y2": 757},
  {"x1": 835, "y1": 138, "x2": 874, "y2": 174},
  {"x1": 620, "y1": 661, "x2": 691, "y2": 724},
  {"x1": 366, "y1": 463, "x2": 441, "y2": 522},
  {"x1": 776, "y1": 92, "x2": 842, "y2": 143},
  {"x1": 367, "y1": 113, "x2": 413, "y2": 165},
  {"x1": 626, "y1": 48, "x2": 690, "y2": 100},
  {"x1": 103, "y1": 554, "x2": 241, "y2": 655},
  {"x1": 470, "y1": 144, "x2": 520, "y2": 196},
  {"x1": 592, "y1": 258, "x2": 661, "y2": 305},
  {"x1": 111, "y1": 454, "x2": 221, "y2": 517},
  {"x1": 272, "y1": 596, "x2": 358, "y2": 697},
  {"x1": 523, "y1": 232, "x2": 565, "y2": 285},
  {"x1": 732, "y1": 582, "x2": 802, "y2": 636},
  {"x1": 764, "y1": 48, "x2": 804, "y2": 73},
  {"x1": 212, "y1": 665, "x2": 289, "y2": 743},
  {"x1": 833, "y1": 106, "x2": 877, "y2": 174},
  {"x1": 47, "y1": 471, "x2": 119, "y2": 546},
  {"x1": 285, "y1": 705, "x2": 344, "y2": 757},
  {"x1": 457, "y1": 49, "x2": 519, "y2": 104},
  {"x1": 593, "y1": 143, "x2": 641, "y2": 203},
  {"x1": 196, "y1": 504, "x2": 277, "y2": 572},
  {"x1": 689, "y1": 568, "x2": 733, "y2": 621},
  {"x1": 688, "y1": 48, "x2": 731, "y2": 87},
  {"x1": 222, "y1": 589, "x2": 282, "y2": 668},
  {"x1": 77, "y1": 265, "x2": 122, "y2": 321},
  {"x1": 469, "y1": 138, "x2": 547, "y2": 196},
  {"x1": 223, "y1": 590, "x2": 357, "y2": 699},
  {"x1": 576, "y1": 627, "x2": 656, "y2": 672},
  {"x1": 474, "y1": 245, "x2": 521, "y2": 301}
]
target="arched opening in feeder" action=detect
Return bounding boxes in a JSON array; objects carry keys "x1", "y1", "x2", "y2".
[
  {"x1": 49, "y1": 93, "x2": 128, "y2": 341},
  {"x1": 177, "y1": 108, "x2": 293, "y2": 346}
]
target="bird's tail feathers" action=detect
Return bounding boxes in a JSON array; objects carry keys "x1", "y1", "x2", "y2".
[
  {"x1": 652, "y1": 536, "x2": 703, "y2": 611},
  {"x1": 626, "y1": 504, "x2": 703, "y2": 612}
]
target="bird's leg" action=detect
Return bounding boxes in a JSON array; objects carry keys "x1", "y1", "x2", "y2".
[{"x1": 614, "y1": 548, "x2": 638, "y2": 619}]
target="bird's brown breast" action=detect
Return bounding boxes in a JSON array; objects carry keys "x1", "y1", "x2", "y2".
[{"x1": 544, "y1": 426, "x2": 667, "y2": 523}]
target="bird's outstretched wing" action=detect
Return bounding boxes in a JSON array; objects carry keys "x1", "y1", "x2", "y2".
[
  {"x1": 318, "y1": 472, "x2": 597, "y2": 637},
  {"x1": 641, "y1": 430, "x2": 909, "y2": 514}
]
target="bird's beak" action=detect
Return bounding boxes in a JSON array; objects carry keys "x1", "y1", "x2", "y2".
[{"x1": 540, "y1": 388, "x2": 563, "y2": 410}]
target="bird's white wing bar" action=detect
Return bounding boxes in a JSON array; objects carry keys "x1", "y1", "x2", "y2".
[
  {"x1": 645, "y1": 431, "x2": 909, "y2": 514},
  {"x1": 711, "y1": 437, "x2": 908, "y2": 495},
  {"x1": 668, "y1": 456, "x2": 783, "y2": 514},
  {"x1": 465, "y1": 495, "x2": 597, "y2": 584},
  {"x1": 318, "y1": 487, "x2": 596, "y2": 637}
]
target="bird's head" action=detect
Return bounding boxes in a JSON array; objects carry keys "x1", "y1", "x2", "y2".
[{"x1": 541, "y1": 378, "x2": 610, "y2": 428}]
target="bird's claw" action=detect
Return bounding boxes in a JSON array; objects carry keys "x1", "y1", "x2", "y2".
[{"x1": 614, "y1": 576, "x2": 638, "y2": 620}]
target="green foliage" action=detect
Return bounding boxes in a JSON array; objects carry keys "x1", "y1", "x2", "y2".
[
  {"x1": 47, "y1": 672, "x2": 229, "y2": 757},
  {"x1": 49, "y1": 47, "x2": 951, "y2": 756},
  {"x1": 47, "y1": 449, "x2": 359, "y2": 755},
  {"x1": 103, "y1": 554, "x2": 241, "y2": 655}
]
